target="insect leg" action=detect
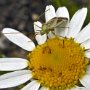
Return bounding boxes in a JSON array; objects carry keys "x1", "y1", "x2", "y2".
[
  {"x1": 34, "y1": 24, "x2": 42, "y2": 29},
  {"x1": 37, "y1": 8, "x2": 50, "y2": 20},
  {"x1": 35, "y1": 31, "x2": 40, "y2": 35},
  {"x1": 51, "y1": 31, "x2": 55, "y2": 36}
]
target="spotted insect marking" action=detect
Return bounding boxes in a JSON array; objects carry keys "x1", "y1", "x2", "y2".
[
  {"x1": 62, "y1": 39, "x2": 65, "y2": 48},
  {"x1": 42, "y1": 46, "x2": 51, "y2": 54},
  {"x1": 59, "y1": 72, "x2": 62, "y2": 76},
  {"x1": 39, "y1": 66, "x2": 47, "y2": 71}
]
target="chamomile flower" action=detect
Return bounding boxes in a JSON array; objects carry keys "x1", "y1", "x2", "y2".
[{"x1": 0, "y1": 5, "x2": 90, "y2": 90}]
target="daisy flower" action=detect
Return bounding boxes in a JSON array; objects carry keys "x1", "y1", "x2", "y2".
[{"x1": 0, "y1": 5, "x2": 90, "y2": 90}]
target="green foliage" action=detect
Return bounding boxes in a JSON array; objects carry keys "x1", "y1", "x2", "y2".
[
  {"x1": 50, "y1": 0, "x2": 78, "y2": 17},
  {"x1": 50, "y1": 0, "x2": 90, "y2": 25},
  {"x1": 0, "y1": 54, "x2": 2, "y2": 58}
]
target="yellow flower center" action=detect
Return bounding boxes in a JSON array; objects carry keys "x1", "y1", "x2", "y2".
[{"x1": 27, "y1": 37, "x2": 88, "y2": 89}]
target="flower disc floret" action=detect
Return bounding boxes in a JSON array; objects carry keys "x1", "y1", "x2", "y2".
[{"x1": 28, "y1": 37, "x2": 89, "y2": 89}]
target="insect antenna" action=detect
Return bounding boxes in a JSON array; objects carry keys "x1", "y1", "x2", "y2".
[
  {"x1": 61, "y1": 27, "x2": 69, "y2": 28},
  {"x1": 57, "y1": 26, "x2": 69, "y2": 28},
  {"x1": 35, "y1": 31, "x2": 40, "y2": 35},
  {"x1": 51, "y1": 31, "x2": 55, "y2": 36},
  {"x1": 34, "y1": 24, "x2": 41, "y2": 29},
  {"x1": 37, "y1": 8, "x2": 50, "y2": 21}
]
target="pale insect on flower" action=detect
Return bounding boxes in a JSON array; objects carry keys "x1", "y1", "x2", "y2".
[
  {"x1": 0, "y1": 5, "x2": 90, "y2": 90},
  {"x1": 36, "y1": 17, "x2": 68, "y2": 35},
  {"x1": 34, "y1": 8, "x2": 69, "y2": 36}
]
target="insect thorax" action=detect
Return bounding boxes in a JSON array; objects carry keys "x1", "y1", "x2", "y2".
[{"x1": 40, "y1": 24, "x2": 49, "y2": 35}]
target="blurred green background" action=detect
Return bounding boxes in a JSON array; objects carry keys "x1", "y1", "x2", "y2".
[{"x1": 51, "y1": 0, "x2": 90, "y2": 24}]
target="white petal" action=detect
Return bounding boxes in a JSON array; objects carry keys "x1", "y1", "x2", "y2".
[
  {"x1": 67, "y1": 8, "x2": 87, "y2": 38},
  {"x1": 70, "y1": 86, "x2": 86, "y2": 90},
  {"x1": 75, "y1": 23, "x2": 90, "y2": 43},
  {"x1": 34, "y1": 21, "x2": 47, "y2": 45},
  {"x1": 85, "y1": 50, "x2": 90, "y2": 58},
  {"x1": 39, "y1": 87, "x2": 49, "y2": 90},
  {"x1": 0, "y1": 58, "x2": 28, "y2": 71},
  {"x1": 34, "y1": 21, "x2": 42, "y2": 32},
  {"x1": 86, "y1": 65, "x2": 90, "y2": 75},
  {"x1": 48, "y1": 31, "x2": 55, "y2": 39},
  {"x1": 56, "y1": 7, "x2": 69, "y2": 19},
  {"x1": 55, "y1": 22, "x2": 69, "y2": 37},
  {"x1": 35, "y1": 35, "x2": 47, "y2": 45},
  {"x1": 2, "y1": 28, "x2": 35, "y2": 51},
  {"x1": 45, "y1": 5, "x2": 56, "y2": 22},
  {"x1": 21, "y1": 80, "x2": 40, "y2": 90},
  {"x1": 81, "y1": 39, "x2": 90, "y2": 49},
  {"x1": 70, "y1": 86, "x2": 89, "y2": 90},
  {"x1": 55, "y1": 7, "x2": 69, "y2": 37},
  {"x1": 0, "y1": 70, "x2": 32, "y2": 88},
  {"x1": 81, "y1": 88, "x2": 90, "y2": 90},
  {"x1": 80, "y1": 74, "x2": 90, "y2": 88}
]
